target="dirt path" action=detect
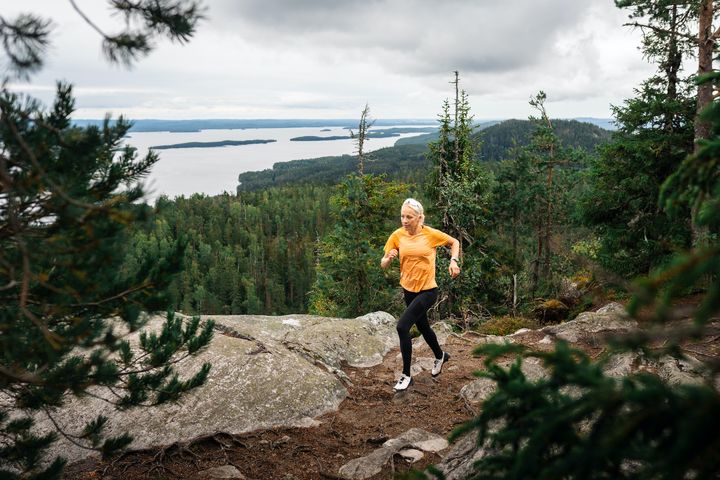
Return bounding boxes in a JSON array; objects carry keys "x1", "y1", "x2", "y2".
[{"x1": 64, "y1": 334, "x2": 489, "y2": 480}]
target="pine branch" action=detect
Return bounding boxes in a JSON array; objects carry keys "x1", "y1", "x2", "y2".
[{"x1": 624, "y1": 21, "x2": 698, "y2": 42}]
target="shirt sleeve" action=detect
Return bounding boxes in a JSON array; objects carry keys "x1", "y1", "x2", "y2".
[
  {"x1": 426, "y1": 226, "x2": 453, "y2": 248},
  {"x1": 384, "y1": 230, "x2": 400, "y2": 254}
]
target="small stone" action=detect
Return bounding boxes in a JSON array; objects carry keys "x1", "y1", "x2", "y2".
[
  {"x1": 383, "y1": 428, "x2": 449, "y2": 452},
  {"x1": 416, "y1": 438, "x2": 450, "y2": 452},
  {"x1": 538, "y1": 335, "x2": 553, "y2": 344},
  {"x1": 460, "y1": 377, "x2": 497, "y2": 404},
  {"x1": 510, "y1": 328, "x2": 532, "y2": 336},
  {"x1": 194, "y1": 465, "x2": 245, "y2": 479},
  {"x1": 291, "y1": 416, "x2": 321, "y2": 428},
  {"x1": 273, "y1": 435, "x2": 291, "y2": 446},
  {"x1": 398, "y1": 448, "x2": 424, "y2": 462}
]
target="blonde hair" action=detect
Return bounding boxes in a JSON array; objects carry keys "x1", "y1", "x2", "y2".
[
  {"x1": 402, "y1": 198, "x2": 425, "y2": 226},
  {"x1": 402, "y1": 198, "x2": 424, "y2": 215}
]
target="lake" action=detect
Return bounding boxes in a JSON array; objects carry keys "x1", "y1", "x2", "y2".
[{"x1": 125, "y1": 125, "x2": 433, "y2": 200}]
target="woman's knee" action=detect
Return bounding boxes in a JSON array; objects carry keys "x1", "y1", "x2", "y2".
[{"x1": 396, "y1": 323, "x2": 411, "y2": 337}]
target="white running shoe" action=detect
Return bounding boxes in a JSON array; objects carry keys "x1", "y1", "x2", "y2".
[
  {"x1": 393, "y1": 374, "x2": 413, "y2": 392},
  {"x1": 432, "y1": 352, "x2": 450, "y2": 377}
]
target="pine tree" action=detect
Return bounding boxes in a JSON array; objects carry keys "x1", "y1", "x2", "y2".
[
  {"x1": 1, "y1": 3, "x2": 211, "y2": 478},
  {"x1": 580, "y1": 1, "x2": 696, "y2": 277}
]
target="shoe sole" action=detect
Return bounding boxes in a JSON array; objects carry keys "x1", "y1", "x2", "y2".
[
  {"x1": 393, "y1": 377, "x2": 413, "y2": 392},
  {"x1": 432, "y1": 352, "x2": 450, "y2": 377}
]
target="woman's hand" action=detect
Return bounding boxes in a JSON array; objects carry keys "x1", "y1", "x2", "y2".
[
  {"x1": 449, "y1": 259, "x2": 460, "y2": 278},
  {"x1": 381, "y1": 249, "x2": 398, "y2": 269}
]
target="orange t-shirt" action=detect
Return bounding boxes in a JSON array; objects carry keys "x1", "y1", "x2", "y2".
[{"x1": 383, "y1": 225, "x2": 453, "y2": 293}]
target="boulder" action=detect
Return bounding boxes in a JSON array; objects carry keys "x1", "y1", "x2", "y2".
[
  {"x1": 411, "y1": 321, "x2": 454, "y2": 349},
  {"x1": 532, "y1": 299, "x2": 570, "y2": 323},
  {"x1": 542, "y1": 302, "x2": 637, "y2": 344},
  {"x1": 29, "y1": 312, "x2": 397, "y2": 466},
  {"x1": 282, "y1": 312, "x2": 397, "y2": 368},
  {"x1": 460, "y1": 357, "x2": 548, "y2": 405}
]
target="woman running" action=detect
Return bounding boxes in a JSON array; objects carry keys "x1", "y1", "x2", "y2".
[{"x1": 381, "y1": 198, "x2": 460, "y2": 392}]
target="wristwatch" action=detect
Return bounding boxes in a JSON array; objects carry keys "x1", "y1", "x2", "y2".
[{"x1": 450, "y1": 257, "x2": 460, "y2": 263}]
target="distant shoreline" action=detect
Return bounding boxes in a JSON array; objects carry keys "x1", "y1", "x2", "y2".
[{"x1": 73, "y1": 119, "x2": 438, "y2": 133}]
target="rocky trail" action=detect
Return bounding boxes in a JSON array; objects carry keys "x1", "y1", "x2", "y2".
[
  {"x1": 61, "y1": 304, "x2": 719, "y2": 480},
  {"x1": 64, "y1": 332, "x2": 491, "y2": 480}
]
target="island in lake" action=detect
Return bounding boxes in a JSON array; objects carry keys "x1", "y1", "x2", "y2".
[
  {"x1": 290, "y1": 126, "x2": 437, "y2": 142},
  {"x1": 150, "y1": 139, "x2": 276, "y2": 150}
]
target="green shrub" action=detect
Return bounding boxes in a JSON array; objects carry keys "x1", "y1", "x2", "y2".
[{"x1": 475, "y1": 316, "x2": 540, "y2": 336}]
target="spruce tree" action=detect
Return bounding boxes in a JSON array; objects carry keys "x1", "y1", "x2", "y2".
[
  {"x1": 427, "y1": 73, "x2": 506, "y2": 322},
  {"x1": 580, "y1": 1, "x2": 696, "y2": 277}
]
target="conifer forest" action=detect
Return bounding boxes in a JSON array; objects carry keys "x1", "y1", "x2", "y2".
[{"x1": 2, "y1": 1, "x2": 720, "y2": 479}]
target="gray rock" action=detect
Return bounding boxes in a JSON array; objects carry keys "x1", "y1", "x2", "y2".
[
  {"x1": 28, "y1": 312, "x2": 397, "y2": 466},
  {"x1": 433, "y1": 431, "x2": 492, "y2": 480},
  {"x1": 460, "y1": 357, "x2": 548, "y2": 405},
  {"x1": 656, "y1": 354, "x2": 707, "y2": 386},
  {"x1": 475, "y1": 334, "x2": 514, "y2": 345},
  {"x1": 603, "y1": 352, "x2": 708, "y2": 386},
  {"x1": 339, "y1": 428, "x2": 449, "y2": 479},
  {"x1": 559, "y1": 277, "x2": 585, "y2": 305},
  {"x1": 602, "y1": 352, "x2": 639, "y2": 378},
  {"x1": 194, "y1": 465, "x2": 245, "y2": 479},
  {"x1": 338, "y1": 447, "x2": 394, "y2": 479},
  {"x1": 412, "y1": 322, "x2": 454, "y2": 348},
  {"x1": 510, "y1": 328, "x2": 533, "y2": 336},
  {"x1": 538, "y1": 335, "x2": 554, "y2": 344},
  {"x1": 542, "y1": 304, "x2": 637, "y2": 344},
  {"x1": 459, "y1": 377, "x2": 497, "y2": 404},
  {"x1": 596, "y1": 302, "x2": 627, "y2": 316},
  {"x1": 382, "y1": 428, "x2": 449, "y2": 452},
  {"x1": 410, "y1": 357, "x2": 436, "y2": 376},
  {"x1": 398, "y1": 448, "x2": 424, "y2": 462}
]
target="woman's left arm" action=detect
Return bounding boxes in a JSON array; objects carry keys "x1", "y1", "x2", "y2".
[{"x1": 448, "y1": 237, "x2": 460, "y2": 278}]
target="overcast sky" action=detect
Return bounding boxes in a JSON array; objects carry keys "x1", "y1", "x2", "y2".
[{"x1": 5, "y1": 0, "x2": 659, "y2": 120}]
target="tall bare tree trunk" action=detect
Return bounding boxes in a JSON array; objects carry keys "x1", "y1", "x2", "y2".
[
  {"x1": 693, "y1": 0, "x2": 714, "y2": 246},
  {"x1": 354, "y1": 103, "x2": 373, "y2": 175},
  {"x1": 696, "y1": 0, "x2": 714, "y2": 148}
]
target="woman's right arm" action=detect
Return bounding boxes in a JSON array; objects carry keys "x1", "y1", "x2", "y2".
[{"x1": 381, "y1": 249, "x2": 398, "y2": 269}]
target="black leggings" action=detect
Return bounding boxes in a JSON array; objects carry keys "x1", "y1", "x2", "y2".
[{"x1": 397, "y1": 288, "x2": 443, "y2": 376}]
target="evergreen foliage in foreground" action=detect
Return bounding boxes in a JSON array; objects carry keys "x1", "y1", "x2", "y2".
[
  {"x1": 0, "y1": 84, "x2": 213, "y2": 479},
  {"x1": 443, "y1": 340, "x2": 720, "y2": 480}
]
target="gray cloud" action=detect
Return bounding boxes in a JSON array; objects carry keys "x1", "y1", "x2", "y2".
[
  {"x1": 211, "y1": 0, "x2": 593, "y2": 76},
  {"x1": 6, "y1": 0, "x2": 655, "y2": 119}
]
